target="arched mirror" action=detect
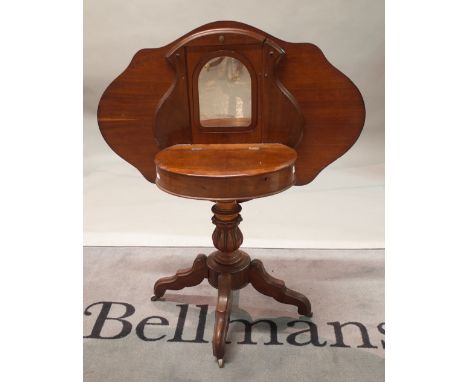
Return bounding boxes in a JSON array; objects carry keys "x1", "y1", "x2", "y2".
[{"x1": 198, "y1": 56, "x2": 252, "y2": 128}]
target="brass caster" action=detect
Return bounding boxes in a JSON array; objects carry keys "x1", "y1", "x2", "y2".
[{"x1": 217, "y1": 358, "x2": 224, "y2": 368}]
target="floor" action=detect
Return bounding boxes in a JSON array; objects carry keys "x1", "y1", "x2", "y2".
[{"x1": 84, "y1": 246, "x2": 384, "y2": 382}]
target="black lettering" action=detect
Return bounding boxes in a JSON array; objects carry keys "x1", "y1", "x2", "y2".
[
  {"x1": 286, "y1": 320, "x2": 327, "y2": 346},
  {"x1": 230, "y1": 319, "x2": 283, "y2": 345},
  {"x1": 328, "y1": 321, "x2": 378, "y2": 348},
  {"x1": 136, "y1": 316, "x2": 169, "y2": 341},
  {"x1": 195, "y1": 304, "x2": 209, "y2": 342},
  {"x1": 84, "y1": 301, "x2": 135, "y2": 339},
  {"x1": 168, "y1": 304, "x2": 209, "y2": 343},
  {"x1": 377, "y1": 322, "x2": 385, "y2": 349}
]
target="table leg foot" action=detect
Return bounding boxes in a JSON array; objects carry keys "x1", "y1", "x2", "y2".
[
  {"x1": 249, "y1": 259, "x2": 312, "y2": 317},
  {"x1": 212, "y1": 273, "x2": 232, "y2": 361},
  {"x1": 151, "y1": 254, "x2": 208, "y2": 300}
]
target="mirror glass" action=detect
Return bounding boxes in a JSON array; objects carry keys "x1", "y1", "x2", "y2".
[{"x1": 198, "y1": 56, "x2": 251, "y2": 127}]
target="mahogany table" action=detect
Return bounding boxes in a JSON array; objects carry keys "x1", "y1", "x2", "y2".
[{"x1": 98, "y1": 21, "x2": 365, "y2": 367}]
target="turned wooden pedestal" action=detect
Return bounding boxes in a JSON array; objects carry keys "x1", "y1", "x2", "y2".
[
  {"x1": 151, "y1": 201, "x2": 312, "y2": 367},
  {"x1": 98, "y1": 20, "x2": 365, "y2": 370}
]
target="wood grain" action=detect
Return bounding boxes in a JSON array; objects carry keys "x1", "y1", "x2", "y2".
[
  {"x1": 98, "y1": 21, "x2": 365, "y2": 185},
  {"x1": 151, "y1": 254, "x2": 208, "y2": 300},
  {"x1": 102, "y1": 21, "x2": 364, "y2": 367},
  {"x1": 154, "y1": 143, "x2": 297, "y2": 200},
  {"x1": 212, "y1": 273, "x2": 232, "y2": 364},
  {"x1": 249, "y1": 259, "x2": 312, "y2": 317}
]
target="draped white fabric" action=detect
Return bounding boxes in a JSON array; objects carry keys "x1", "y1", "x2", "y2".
[{"x1": 84, "y1": 0, "x2": 384, "y2": 248}]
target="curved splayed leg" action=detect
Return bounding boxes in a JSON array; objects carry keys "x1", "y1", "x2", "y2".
[
  {"x1": 212, "y1": 273, "x2": 232, "y2": 367},
  {"x1": 151, "y1": 254, "x2": 208, "y2": 301},
  {"x1": 249, "y1": 259, "x2": 312, "y2": 317}
]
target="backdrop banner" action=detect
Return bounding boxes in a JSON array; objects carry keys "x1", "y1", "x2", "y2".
[{"x1": 84, "y1": 0, "x2": 384, "y2": 249}]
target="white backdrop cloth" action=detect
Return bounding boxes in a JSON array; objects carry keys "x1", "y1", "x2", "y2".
[{"x1": 84, "y1": 0, "x2": 384, "y2": 248}]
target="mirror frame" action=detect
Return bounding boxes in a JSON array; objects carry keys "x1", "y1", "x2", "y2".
[
  {"x1": 191, "y1": 50, "x2": 258, "y2": 133},
  {"x1": 98, "y1": 21, "x2": 364, "y2": 185}
]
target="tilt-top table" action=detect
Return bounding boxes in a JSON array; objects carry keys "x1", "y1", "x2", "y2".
[{"x1": 98, "y1": 21, "x2": 365, "y2": 367}]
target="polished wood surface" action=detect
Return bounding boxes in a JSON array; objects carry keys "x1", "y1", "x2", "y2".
[
  {"x1": 249, "y1": 259, "x2": 311, "y2": 316},
  {"x1": 155, "y1": 143, "x2": 297, "y2": 200},
  {"x1": 98, "y1": 20, "x2": 364, "y2": 367},
  {"x1": 199, "y1": 117, "x2": 251, "y2": 128},
  {"x1": 98, "y1": 21, "x2": 365, "y2": 185},
  {"x1": 156, "y1": 143, "x2": 296, "y2": 176},
  {"x1": 151, "y1": 254, "x2": 208, "y2": 301},
  {"x1": 151, "y1": 201, "x2": 311, "y2": 367},
  {"x1": 213, "y1": 273, "x2": 232, "y2": 366}
]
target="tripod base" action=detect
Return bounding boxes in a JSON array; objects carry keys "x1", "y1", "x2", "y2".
[
  {"x1": 152, "y1": 250, "x2": 312, "y2": 366},
  {"x1": 152, "y1": 201, "x2": 312, "y2": 367}
]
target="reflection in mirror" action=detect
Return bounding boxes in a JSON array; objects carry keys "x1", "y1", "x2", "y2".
[{"x1": 198, "y1": 56, "x2": 251, "y2": 127}]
